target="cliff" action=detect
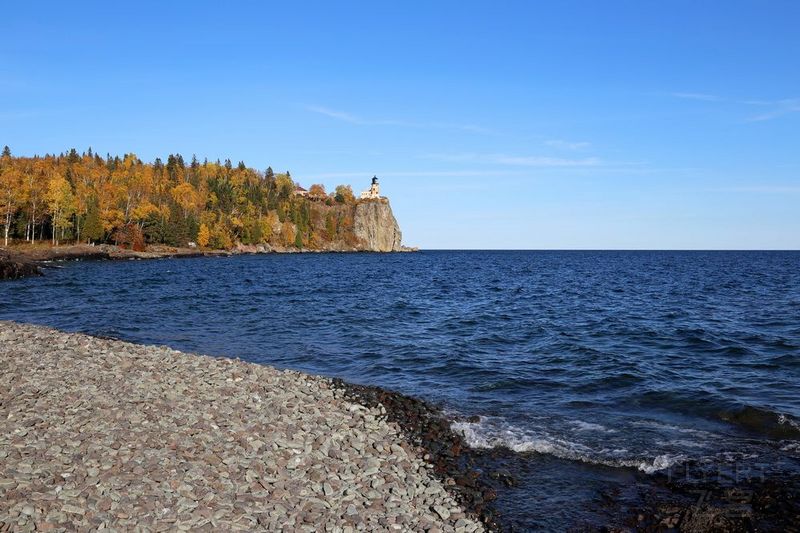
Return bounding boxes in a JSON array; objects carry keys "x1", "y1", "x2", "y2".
[{"x1": 353, "y1": 199, "x2": 403, "y2": 252}]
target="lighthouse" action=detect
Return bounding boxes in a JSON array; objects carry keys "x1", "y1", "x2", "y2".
[{"x1": 360, "y1": 175, "x2": 381, "y2": 200}]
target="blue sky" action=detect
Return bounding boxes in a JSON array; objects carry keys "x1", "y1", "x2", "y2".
[{"x1": 2, "y1": 1, "x2": 798, "y2": 249}]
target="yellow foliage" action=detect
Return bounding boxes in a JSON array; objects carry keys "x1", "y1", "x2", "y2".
[
  {"x1": 171, "y1": 182, "x2": 201, "y2": 214},
  {"x1": 0, "y1": 149, "x2": 366, "y2": 250},
  {"x1": 197, "y1": 223, "x2": 210, "y2": 247},
  {"x1": 131, "y1": 200, "x2": 159, "y2": 222},
  {"x1": 45, "y1": 175, "x2": 76, "y2": 244},
  {"x1": 280, "y1": 222, "x2": 296, "y2": 246},
  {"x1": 210, "y1": 222, "x2": 233, "y2": 249}
]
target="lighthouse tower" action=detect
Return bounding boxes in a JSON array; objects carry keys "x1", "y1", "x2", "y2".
[{"x1": 360, "y1": 175, "x2": 381, "y2": 199}]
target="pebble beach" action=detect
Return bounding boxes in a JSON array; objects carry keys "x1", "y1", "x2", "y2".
[{"x1": 0, "y1": 321, "x2": 486, "y2": 532}]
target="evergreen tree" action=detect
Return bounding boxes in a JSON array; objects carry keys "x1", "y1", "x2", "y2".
[
  {"x1": 83, "y1": 196, "x2": 103, "y2": 243},
  {"x1": 166, "y1": 154, "x2": 178, "y2": 181}
]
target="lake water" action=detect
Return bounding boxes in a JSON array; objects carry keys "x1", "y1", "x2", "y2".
[{"x1": 2, "y1": 250, "x2": 799, "y2": 528}]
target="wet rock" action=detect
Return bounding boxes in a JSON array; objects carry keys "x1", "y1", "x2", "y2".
[
  {"x1": 332, "y1": 379, "x2": 504, "y2": 531},
  {"x1": 0, "y1": 252, "x2": 42, "y2": 280}
]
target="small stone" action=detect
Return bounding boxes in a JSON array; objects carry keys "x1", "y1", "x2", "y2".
[
  {"x1": 61, "y1": 504, "x2": 85, "y2": 515},
  {"x1": 432, "y1": 505, "x2": 450, "y2": 520}
]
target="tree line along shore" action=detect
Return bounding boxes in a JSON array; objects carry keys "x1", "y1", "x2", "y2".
[{"x1": 0, "y1": 146, "x2": 381, "y2": 252}]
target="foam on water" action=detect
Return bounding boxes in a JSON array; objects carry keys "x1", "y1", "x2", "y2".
[
  {"x1": 569, "y1": 420, "x2": 617, "y2": 433},
  {"x1": 452, "y1": 417, "x2": 688, "y2": 474}
]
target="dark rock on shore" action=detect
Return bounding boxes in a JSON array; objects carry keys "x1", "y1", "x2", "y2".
[
  {"x1": 331, "y1": 379, "x2": 511, "y2": 532},
  {"x1": 0, "y1": 251, "x2": 42, "y2": 280},
  {"x1": 612, "y1": 469, "x2": 800, "y2": 532},
  {"x1": 8, "y1": 243, "x2": 210, "y2": 263},
  {"x1": 332, "y1": 380, "x2": 800, "y2": 532},
  {"x1": 2, "y1": 242, "x2": 417, "y2": 273}
]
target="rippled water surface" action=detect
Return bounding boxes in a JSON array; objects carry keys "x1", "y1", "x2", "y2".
[{"x1": 2, "y1": 250, "x2": 799, "y2": 527}]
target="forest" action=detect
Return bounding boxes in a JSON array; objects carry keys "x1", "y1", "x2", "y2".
[{"x1": 0, "y1": 146, "x2": 362, "y2": 251}]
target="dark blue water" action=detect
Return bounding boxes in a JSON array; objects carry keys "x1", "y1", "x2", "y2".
[{"x1": 2, "y1": 251, "x2": 799, "y2": 528}]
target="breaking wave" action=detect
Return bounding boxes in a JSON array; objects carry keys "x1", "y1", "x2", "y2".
[{"x1": 452, "y1": 417, "x2": 686, "y2": 474}]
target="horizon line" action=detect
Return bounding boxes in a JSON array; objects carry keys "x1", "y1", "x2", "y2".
[{"x1": 415, "y1": 248, "x2": 800, "y2": 252}]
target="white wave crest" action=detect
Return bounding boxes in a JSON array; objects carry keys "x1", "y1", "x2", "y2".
[
  {"x1": 778, "y1": 413, "x2": 800, "y2": 430},
  {"x1": 452, "y1": 418, "x2": 685, "y2": 474},
  {"x1": 568, "y1": 419, "x2": 617, "y2": 433},
  {"x1": 781, "y1": 441, "x2": 800, "y2": 452}
]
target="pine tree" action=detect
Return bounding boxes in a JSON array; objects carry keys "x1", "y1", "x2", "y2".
[{"x1": 83, "y1": 195, "x2": 103, "y2": 243}]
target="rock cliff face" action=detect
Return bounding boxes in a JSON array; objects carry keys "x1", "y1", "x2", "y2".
[{"x1": 353, "y1": 200, "x2": 403, "y2": 252}]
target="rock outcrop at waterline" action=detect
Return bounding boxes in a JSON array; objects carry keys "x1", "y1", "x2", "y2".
[
  {"x1": 353, "y1": 199, "x2": 403, "y2": 252},
  {"x1": 0, "y1": 250, "x2": 41, "y2": 280}
]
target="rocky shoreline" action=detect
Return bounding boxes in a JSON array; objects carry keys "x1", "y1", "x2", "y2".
[
  {"x1": 3, "y1": 321, "x2": 797, "y2": 531},
  {"x1": 0, "y1": 243, "x2": 418, "y2": 280},
  {"x1": 0, "y1": 322, "x2": 484, "y2": 532},
  {"x1": 0, "y1": 250, "x2": 43, "y2": 280}
]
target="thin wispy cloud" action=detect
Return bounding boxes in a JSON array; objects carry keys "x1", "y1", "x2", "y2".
[
  {"x1": 670, "y1": 92, "x2": 800, "y2": 122},
  {"x1": 746, "y1": 99, "x2": 800, "y2": 122},
  {"x1": 423, "y1": 152, "x2": 602, "y2": 167},
  {"x1": 303, "y1": 170, "x2": 530, "y2": 180},
  {"x1": 544, "y1": 139, "x2": 591, "y2": 150},
  {"x1": 671, "y1": 92, "x2": 721, "y2": 102},
  {"x1": 493, "y1": 155, "x2": 601, "y2": 167},
  {"x1": 716, "y1": 185, "x2": 800, "y2": 194},
  {"x1": 306, "y1": 106, "x2": 361, "y2": 123},
  {"x1": 305, "y1": 105, "x2": 495, "y2": 134}
]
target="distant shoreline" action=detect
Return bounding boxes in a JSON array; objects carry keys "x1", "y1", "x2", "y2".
[{"x1": 0, "y1": 243, "x2": 418, "y2": 280}]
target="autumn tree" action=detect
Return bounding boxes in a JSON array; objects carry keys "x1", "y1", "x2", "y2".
[
  {"x1": 197, "y1": 223, "x2": 210, "y2": 247},
  {"x1": 280, "y1": 221, "x2": 296, "y2": 247},
  {"x1": 334, "y1": 184, "x2": 355, "y2": 204},
  {"x1": 46, "y1": 175, "x2": 76, "y2": 245},
  {"x1": 24, "y1": 159, "x2": 49, "y2": 243},
  {"x1": 171, "y1": 182, "x2": 201, "y2": 219},
  {"x1": 309, "y1": 184, "x2": 326, "y2": 197},
  {"x1": 0, "y1": 156, "x2": 22, "y2": 246},
  {"x1": 275, "y1": 173, "x2": 294, "y2": 200}
]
